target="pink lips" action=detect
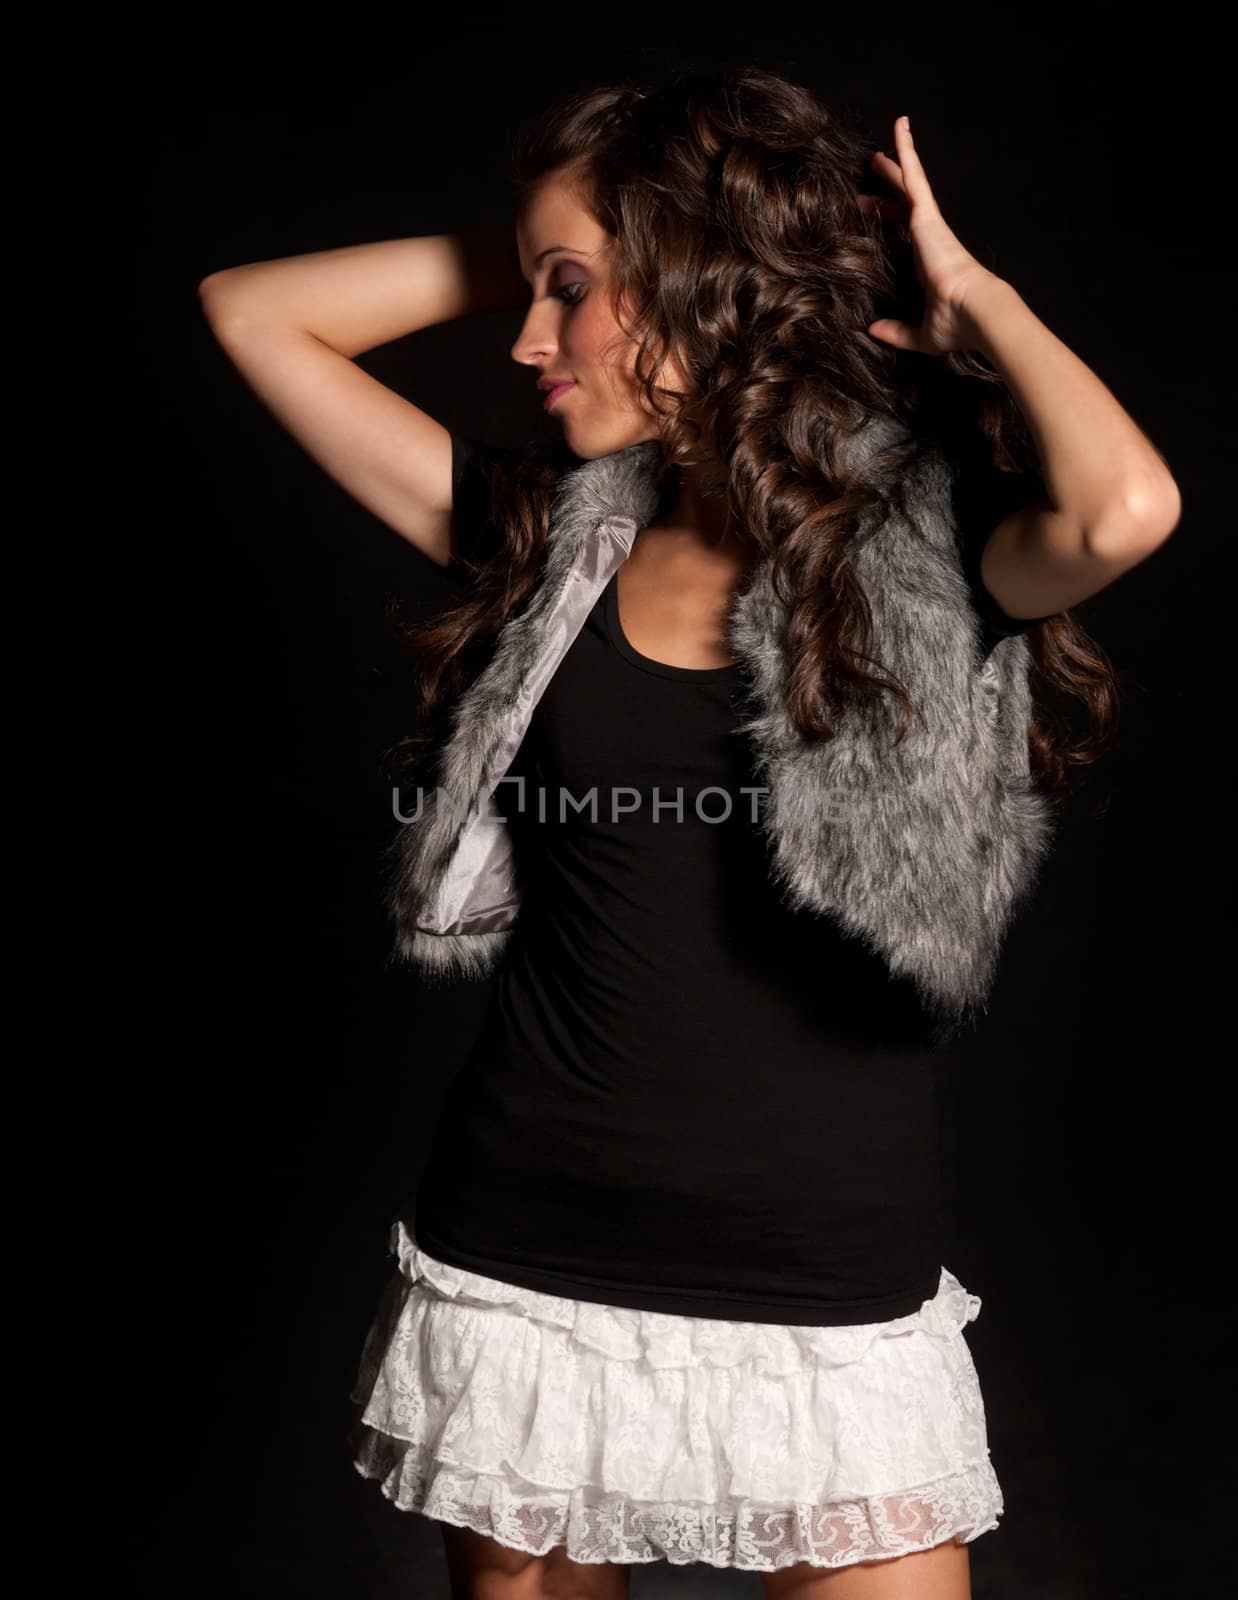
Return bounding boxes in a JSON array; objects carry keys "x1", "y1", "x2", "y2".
[{"x1": 543, "y1": 382, "x2": 575, "y2": 412}]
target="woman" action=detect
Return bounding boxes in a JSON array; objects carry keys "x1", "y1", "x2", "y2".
[{"x1": 201, "y1": 67, "x2": 1179, "y2": 1600}]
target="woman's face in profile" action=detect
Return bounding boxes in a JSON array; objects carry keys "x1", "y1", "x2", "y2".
[{"x1": 512, "y1": 171, "x2": 687, "y2": 459}]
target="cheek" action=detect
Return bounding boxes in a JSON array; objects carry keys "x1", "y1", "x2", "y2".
[
  {"x1": 574, "y1": 300, "x2": 633, "y2": 371},
  {"x1": 569, "y1": 307, "x2": 605, "y2": 367}
]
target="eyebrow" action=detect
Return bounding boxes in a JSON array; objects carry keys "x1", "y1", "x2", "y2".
[
  {"x1": 520, "y1": 244, "x2": 592, "y2": 285},
  {"x1": 533, "y1": 245, "x2": 586, "y2": 268}
]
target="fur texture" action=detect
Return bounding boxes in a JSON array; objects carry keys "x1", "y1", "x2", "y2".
[{"x1": 383, "y1": 416, "x2": 1055, "y2": 1041}]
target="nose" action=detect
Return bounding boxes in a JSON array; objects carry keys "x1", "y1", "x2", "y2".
[{"x1": 510, "y1": 301, "x2": 560, "y2": 369}]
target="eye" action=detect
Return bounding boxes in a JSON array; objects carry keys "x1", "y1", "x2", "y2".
[{"x1": 556, "y1": 280, "x2": 586, "y2": 306}]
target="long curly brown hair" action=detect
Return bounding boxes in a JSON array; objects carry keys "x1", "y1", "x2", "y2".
[{"x1": 382, "y1": 65, "x2": 1120, "y2": 803}]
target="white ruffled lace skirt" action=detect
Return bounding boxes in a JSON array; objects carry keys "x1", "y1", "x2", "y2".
[{"x1": 348, "y1": 1219, "x2": 1004, "y2": 1572}]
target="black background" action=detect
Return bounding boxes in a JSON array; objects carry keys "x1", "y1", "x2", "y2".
[{"x1": 100, "y1": 9, "x2": 1229, "y2": 1596}]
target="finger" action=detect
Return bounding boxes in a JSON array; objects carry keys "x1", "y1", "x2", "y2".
[
  {"x1": 870, "y1": 149, "x2": 908, "y2": 198},
  {"x1": 867, "y1": 318, "x2": 924, "y2": 354},
  {"x1": 867, "y1": 318, "x2": 905, "y2": 347},
  {"x1": 893, "y1": 116, "x2": 940, "y2": 214},
  {"x1": 857, "y1": 193, "x2": 910, "y2": 222}
]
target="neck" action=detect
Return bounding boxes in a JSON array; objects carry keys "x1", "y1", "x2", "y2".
[{"x1": 650, "y1": 457, "x2": 739, "y2": 554}]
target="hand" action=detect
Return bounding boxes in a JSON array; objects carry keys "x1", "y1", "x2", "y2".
[{"x1": 859, "y1": 116, "x2": 1002, "y2": 356}]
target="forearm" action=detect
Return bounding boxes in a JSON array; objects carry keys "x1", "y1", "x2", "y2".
[
  {"x1": 956, "y1": 273, "x2": 1181, "y2": 551},
  {"x1": 198, "y1": 226, "x2": 527, "y2": 358}
]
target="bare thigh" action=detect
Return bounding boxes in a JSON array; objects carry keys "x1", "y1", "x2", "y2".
[
  {"x1": 440, "y1": 1521, "x2": 631, "y2": 1599},
  {"x1": 760, "y1": 1536, "x2": 970, "y2": 1600}
]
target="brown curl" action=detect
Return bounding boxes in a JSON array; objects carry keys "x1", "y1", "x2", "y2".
[{"x1": 381, "y1": 64, "x2": 1120, "y2": 804}]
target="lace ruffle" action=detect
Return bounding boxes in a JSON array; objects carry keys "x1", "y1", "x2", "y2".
[{"x1": 348, "y1": 1221, "x2": 1003, "y2": 1570}]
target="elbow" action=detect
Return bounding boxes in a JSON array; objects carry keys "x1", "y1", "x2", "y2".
[
  {"x1": 1084, "y1": 475, "x2": 1183, "y2": 560},
  {"x1": 197, "y1": 272, "x2": 234, "y2": 326},
  {"x1": 198, "y1": 269, "x2": 237, "y2": 298},
  {"x1": 197, "y1": 271, "x2": 265, "y2": 341},
  {"x1": 198, "y1": 268, "x2": 258, "y2": 317}
]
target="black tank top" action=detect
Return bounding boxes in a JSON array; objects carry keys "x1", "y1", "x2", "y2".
[{"x1": 409, "y1": 432, "x2": 1051, "y2": 1326}]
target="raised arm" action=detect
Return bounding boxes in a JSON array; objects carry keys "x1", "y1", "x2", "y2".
[{"x1": 198, "y1": 228, "x2": 526, "y2": 565}]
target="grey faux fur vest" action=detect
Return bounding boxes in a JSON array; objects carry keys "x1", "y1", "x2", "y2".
[{"x1": 383, "y1": 412, "x2": 1055, "y2": 1042}]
